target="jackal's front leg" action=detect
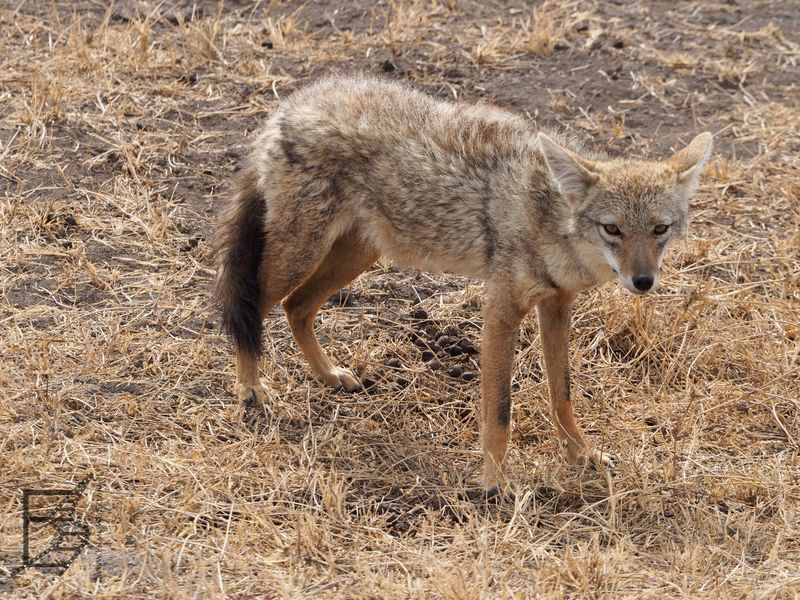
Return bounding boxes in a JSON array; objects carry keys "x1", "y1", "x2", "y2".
[
  {"x1": 536, "y1": 293, "x2": 615, "y2": 469},
  {"x1": 480, "y1": 297, "x2": 528, "y2": 494}
]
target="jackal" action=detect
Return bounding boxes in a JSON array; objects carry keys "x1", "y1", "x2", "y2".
[{"x1": 214, "y1": 76, "x2": 712, "y2": 495}]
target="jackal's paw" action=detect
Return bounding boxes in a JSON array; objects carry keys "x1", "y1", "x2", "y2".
[
  {"x1": 563, "y1": 442, "x2": 616, "y2": 470},
  {"x1": 319, "y1": 367, "x2": 361, "y2": 392},
  {"x1": 482, "y1": 484, "x2": 516, "y2": 503},
  {"x1": 464, "y1": 483, "x2": 515, "y2": 503},
  {"x1": 588, "y1": 448, "x2": 616, "y2": 470},
  {"x1": 236, "y1": 382, "x2": 274, "y2": 412}
]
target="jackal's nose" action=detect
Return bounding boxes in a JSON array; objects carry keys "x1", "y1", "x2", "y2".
[{"x1": 633, "y1": 275, "x2": 654, "y2": 291}]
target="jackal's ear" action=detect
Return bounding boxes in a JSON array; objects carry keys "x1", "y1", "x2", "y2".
[
  {"x1": 537, "y1": 133, "x2": 599, "y2": 204},
  {"x1": 668, "y1": 132, "x2": 713, "y2": 195}
]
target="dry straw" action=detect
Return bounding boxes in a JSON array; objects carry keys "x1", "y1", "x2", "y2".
[{"x1": 0, "y1": 0, "x2": 797, "y2": 597}]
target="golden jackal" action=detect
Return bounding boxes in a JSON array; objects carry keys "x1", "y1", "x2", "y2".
[{"x1": 214, "y1": 76, "x2": 712, "y2": 496}]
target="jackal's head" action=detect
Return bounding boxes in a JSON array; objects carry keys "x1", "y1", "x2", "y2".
[{"x1": 538, "y1": 132, "x2": 713, "y2": 294}]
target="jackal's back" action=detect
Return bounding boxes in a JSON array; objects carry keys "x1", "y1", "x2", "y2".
[{"x1": 251, "y1": 76, "x2": 555, "y2": 279}]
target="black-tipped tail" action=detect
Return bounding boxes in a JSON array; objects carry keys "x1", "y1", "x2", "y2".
[{"x1": 213, "y1": 167, "x2": 266, "y2": 357}]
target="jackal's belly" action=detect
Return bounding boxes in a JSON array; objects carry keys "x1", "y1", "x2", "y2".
[{"x1": 358, "y1": 209, "x2": 491, "y2": 280}]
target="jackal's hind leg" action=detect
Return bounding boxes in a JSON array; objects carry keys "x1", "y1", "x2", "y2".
[
  {"x1": 233, "y1": 228, "x2": 339, "y2": 409},
  {"x1": 235, "y1": 347, "x2": 274, "y2": 410},
  {"x1": 282, "y1": 230, "x2": 379, "y2": 392}
]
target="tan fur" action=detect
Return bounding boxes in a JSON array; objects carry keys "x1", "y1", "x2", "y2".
[{"x1": 214, "y1": 75, "x2": 712, "y2": 494}]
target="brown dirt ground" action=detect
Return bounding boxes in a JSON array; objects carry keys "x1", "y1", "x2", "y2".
[{"x1": 1, "y1": 0, "x2": 798, "y2": 597}]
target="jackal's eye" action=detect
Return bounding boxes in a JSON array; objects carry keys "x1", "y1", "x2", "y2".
[
  {"x1": 602, "y1": 224, "x2": 622, "y2": 236},
  {"x1": 653, "y1": 224, "x2": 669, "y2": 236}
]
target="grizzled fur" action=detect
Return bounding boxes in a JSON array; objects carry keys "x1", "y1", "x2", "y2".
[{"x1": 214, "y1": 75, "x2": 712, "y2": 494}]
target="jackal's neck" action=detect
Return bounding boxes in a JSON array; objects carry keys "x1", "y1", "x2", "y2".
[{"x1": 557, "y1": 234, "x2": 616, "y2": 292}]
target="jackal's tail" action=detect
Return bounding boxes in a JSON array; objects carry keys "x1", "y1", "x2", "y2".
[{"x1": 213, "y1": 167, "x2": 265, "y2": 358}]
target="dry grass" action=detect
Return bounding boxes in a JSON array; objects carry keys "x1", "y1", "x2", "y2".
[{"x1": 1, "y1": 0, "x2": 798, "y2": 597}]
